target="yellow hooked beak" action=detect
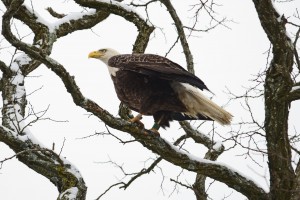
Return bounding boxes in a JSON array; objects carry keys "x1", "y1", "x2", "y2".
[{"x1": 88, "y1": 51, "x2": 103, "y2": 58}]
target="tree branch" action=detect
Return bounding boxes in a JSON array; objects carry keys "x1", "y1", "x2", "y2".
[
  {"x1": 0, "y1": 126, "x2": 87, "y2": 199},
  {"x1": 289, "y1": 83, "x2": 300, "y2": 101},
  {"x1": 0, "y1": 59, "x2": 12, "y2": 76},
  {"x1": 46, "y1": 7, "x2": 66, "y2": 19},
  {"x1": 73, "y1": 0, "x2": 154, "y2": 53},
  {"x1": 120, "y1": 134, "x2": 188, "y2": 190},
  {"x1": 159, "y1": 0, "x2": 195, "y2": 73},
  {"x1": 180, "y1": 121, "x2": 225, "y2": 199}
]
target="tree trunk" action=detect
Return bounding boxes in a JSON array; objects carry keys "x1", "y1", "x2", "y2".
[{"x1": 252, "y1": 0, "x2": 295, "y2": 199}]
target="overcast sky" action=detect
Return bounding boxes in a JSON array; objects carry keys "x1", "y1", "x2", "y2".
[{"x1": 0, "y1": 0, "x2": 299, "y2": 200}]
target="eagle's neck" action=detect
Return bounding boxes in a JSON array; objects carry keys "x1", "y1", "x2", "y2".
[
  {"x1": 107, "y1": 65, "x2": 119, "y2": 76},
  {"x1": 100, "y1": 57, "x2": 111, "y2": 65},
  {"x1": 99, "y1": 51, "x2": 120, "y2": 77}
]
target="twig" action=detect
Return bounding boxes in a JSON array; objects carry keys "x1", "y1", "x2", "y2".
[
  {"x1": 160, "y1": 0, "x2": 195, "y2": 73},
  {"x1": 46, "y1": 7, "x2": 66, "y2": 18},
  {"x1": 170, "y1": 178, "x2": 193, "y2": 190},
  {"x1": 59, "y1": 137, "x2": 66, "y2": 156},
  {"x1": 95, "y1": 182, "x2": 124, "y2": 200}
]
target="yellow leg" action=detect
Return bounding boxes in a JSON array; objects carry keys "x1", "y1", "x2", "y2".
[
  {"x1": 129, "y1": 115, "x2": 160, "y2": 136},
  {"x1": 129, "y1": 114, "x2": 144, "y2": 128},
  {"x1": 149, "y1": 128, "x2": 160, "y2": 136},
  {"x1": 149, "y1": 123, "x2": 160, "y2": 136}
]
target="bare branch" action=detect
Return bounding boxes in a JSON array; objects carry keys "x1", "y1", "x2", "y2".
[
  {"x1": 73, "y1": 0, "x2": 154, "y2": 53},
  {"x1": 160, "y1": 0, "x2": 195, "y2": 73},
  {"x1": 0, "y1": 148, "x2": 39, "y2": 169},
  {"x1": 293, "y1": 27, "x2": 300, "y2": 71},
  {"x1": 46, "y1": 7, "x2": 66, "y2": 19},
  {"x1": 0, "y1": 58, "x2": 12, "y2": 76},
  {"x1": 96, "y1": 134, "x2": 189, "y2": 199},
  {"x1": 165, "y1": 35, "x2": 180, "y2": 57},
  {"x1": 130, "y1": 0, "x2": 158, "y2": 7},
  {"x1": 59, "y1": 137, "x2": 66, "y2": 156},
  {"x1": 180, "y1": 121, "x2": 224, "y2": 156},
  {"x1": 95, "y1": 182, "x2": 124, "y2": 200},
  {"x1": 186, "y1": 0, "x2": 231, "y2": 37},
  {"x1": 170, "y1": 177, "x2": 193, "y2": 190}
]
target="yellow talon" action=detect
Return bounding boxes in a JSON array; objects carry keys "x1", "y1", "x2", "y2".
[
  {"x1": 149, "y1": 128, "x2": 160, "y2": 136},
  {"x1": 129, "y1": 114, "x2": 144, "y2": 128}
]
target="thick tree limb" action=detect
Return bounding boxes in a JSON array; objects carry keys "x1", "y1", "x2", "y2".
[
  {"x1": 0, "y1": 126, "x2": 87, "y2": 199},
  {"x1": 53, "y1": 10, "x2": 110, "y2": 38},
  {"x1": 73, "y1": 0, "x2": 154, "y2": 53},
  {"x1": 1, "y1": 0, "x2": 114, "y2": 75},
  {"x1": 2, "y1": 0, "x2": 49, "y2": 35},
  {"x1": 0, "y1": 60, "x2": 12, "y2": 76}
]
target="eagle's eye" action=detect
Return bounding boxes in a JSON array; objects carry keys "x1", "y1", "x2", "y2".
[{"x1": 100, "y1": 49, "x2": 107, "y2": 53}]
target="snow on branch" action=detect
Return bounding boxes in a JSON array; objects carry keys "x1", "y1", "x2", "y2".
[
  {"x1": 291, "y1": 85, "x2": 300, "y2": 92},
  {"x1": 75, "y1": 0, "x2": 151, "y2": 26},
  {"x1": 252, "y1": 0, "x2": 293, "y2": 47},
  {"x1": 180, "y1": 121, "x2": 224, "y2": 154},
  {"x1": 289, "y1": 84, "x2": 300, "y2": 101},
  {"x1": 73, "y1": 0, "x2": 154, "y2": 53},
  {"x1": 45, "y1": 8, "x2": 109, "y2": 37},
  {"x1": 1, "y1": 0, "x2": 48, "y2": 33},
  {"x1": 0, "y1": 126, "x2": 87, "y2": 199}
]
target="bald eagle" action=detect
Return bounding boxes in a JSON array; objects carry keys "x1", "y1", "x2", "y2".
[{"x1": 88, "y1": 48, "x2": 232, "y2": 131}]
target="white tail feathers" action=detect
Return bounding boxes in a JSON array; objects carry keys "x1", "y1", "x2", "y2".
[{"x1": 173, "y1": 83, "x2": 233, "y2": 125}]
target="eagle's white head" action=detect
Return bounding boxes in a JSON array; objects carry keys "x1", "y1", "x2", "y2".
[
  {"x1": 88, "y1": 48, "x2": 120, "y2": 65},
  {"x1": 88, "y1": 48, "x2": 120, "y2": 76}
]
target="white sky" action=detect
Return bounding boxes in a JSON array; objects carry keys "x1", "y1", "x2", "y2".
[{"x1": 0, "y1": 0, "x2": 299, "y2": 199}]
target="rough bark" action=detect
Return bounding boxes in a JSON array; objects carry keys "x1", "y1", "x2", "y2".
[
  {"x1": 292, "y1": 161, "x2": 300, "y2": 200},
  {"x1": 252, "y1": 0, "x2": 295, "y2": 199}
]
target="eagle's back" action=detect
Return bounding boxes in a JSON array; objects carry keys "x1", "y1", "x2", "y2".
[{"x1": 108, "y1": 54, "x2": 208, "y2": 91}]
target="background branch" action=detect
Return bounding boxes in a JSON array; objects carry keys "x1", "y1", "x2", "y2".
[{"x1": 160, "y1": 0, "x2": 195, "y2": 73}]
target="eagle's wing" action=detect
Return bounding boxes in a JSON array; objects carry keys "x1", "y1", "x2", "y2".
[{"x1": 108, "y1": 54, "x2": 209, "y2": 91}]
